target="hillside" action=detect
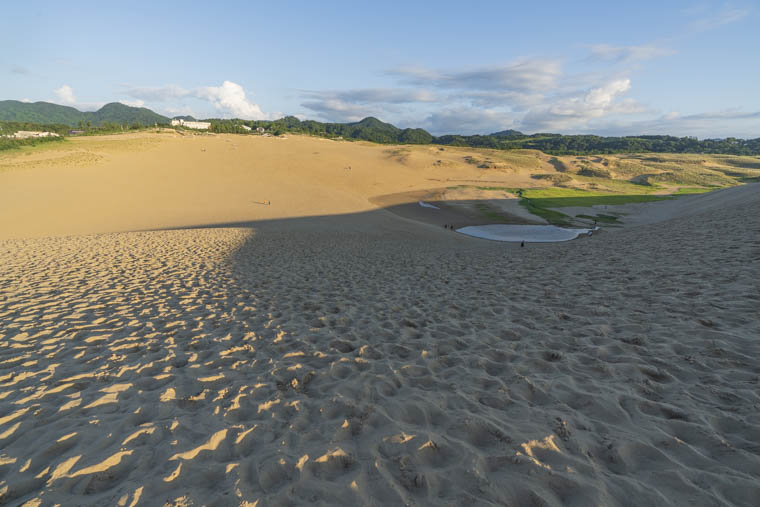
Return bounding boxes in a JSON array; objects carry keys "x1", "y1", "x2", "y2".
[
  {"x1": 0, "y1": 100, "x2": 86, "y2": 125},
  {"x1": 0, "y1": 100, "x2": 170, "y2": 126},
  {"x1": 2, "y1": 99, "x2": 759, "y2": 155},
  {"x1": 215, "y1": 117, "x2": 760, "y2": 156}
]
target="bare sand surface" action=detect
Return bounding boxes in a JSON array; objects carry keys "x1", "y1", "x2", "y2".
[
  {"x1": 1, "y1": 135, "x2": 760, "y2": 505},
  {"x1": 371, "y1": 187, "x2": 545, "y2": 230},
  {"x1": 0, "y1": 134, "x2": 540, "y2": 240}
]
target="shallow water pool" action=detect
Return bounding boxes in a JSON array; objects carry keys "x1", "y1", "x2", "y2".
[{"x1": 457, "y1": 224, "x2": 595, "y2": 243}]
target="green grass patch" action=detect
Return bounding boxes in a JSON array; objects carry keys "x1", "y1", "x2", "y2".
[
  {"x1": 518, "y1": 187, "x2": 671, "y2": 208},
  {"x1": 672, "y1": 187, "x2": 713, "y2": 195},
  {"x1": 474, "y1": 203, "x2": 510, "y2": 223},
  {"x1": 0, "y1": 135, "x2": 66, "y2": 152},
  {"x1": 518, "y1": 199, "x2": 572, "y2": 226},
  {"x1": 576, "y1": 214, "x2": 620, "y2": 224}
]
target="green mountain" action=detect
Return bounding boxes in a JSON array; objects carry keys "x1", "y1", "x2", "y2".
[
  {"x1": 0, "y1": 100, "x2": 86, "y2": 124},
  {"x1": 0, "y1": 100, "x2": 170, "y2": 126},
  {"x1": 90, "y1": 102, "x2": 169, "y2": 126}
]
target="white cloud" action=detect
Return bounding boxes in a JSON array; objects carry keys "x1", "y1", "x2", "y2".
[
  {"x1": 124, "y1": 81, "x2": 272, "y2": 120},
  {"x1": 591, "y1": 109, "x2": 760, "y2": 138},
  {"x1": 120, "y1": 99, "x2": 145, "y2": 108},
  {"x1": 195, "y1": 81, "x2": 270, "y2": 120},
  {"x1": 424, "y1": 108, "x2": 517, "y2": 135},
  {"x1": 300, "y1": 88, "x2": 438, "y2": 123},
  {"x1": 49, "y1": 85, "x2": 103, "y2": 111},
  {"x1": 305, "y1": 88, "x2": 438, "y2": 104},
  {"x1": 589, "y1": 44, "x2": 675, "y2": 63},
  {"x1": 125, "y1": 85, "x2": 190, "y2": 102},
  {"x1": 691, "y1": 5, "x2": 750, "y2": 31},
  {"x1": 53, "y1": 85, "x2": 76, "y2": 105},
  {"x1": 391, "y1": 60, "x2": 561, "y2": 93},
  {"x1": 584, "y1": 79, "x2": 632, "y2": 109},
  {"x1": 301, "y1": 98, "x2": 378, "y2": 123},
  {"x1": 520, "y1": 78, "x2": 643, "y2": 132},
  {"x1": 21, "y1": 98, "x2": 32, "y2": 103}
]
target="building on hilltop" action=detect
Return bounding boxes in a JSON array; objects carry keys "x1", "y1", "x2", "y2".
[{"x1": 171, "y1": 119, "x2": 211, "y2": 130}]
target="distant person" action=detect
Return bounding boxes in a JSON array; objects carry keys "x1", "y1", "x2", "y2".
[{"x1": 521, "y1": 240, "x2": 525, "y2": 247}]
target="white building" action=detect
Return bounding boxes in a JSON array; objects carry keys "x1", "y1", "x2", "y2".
[
  {"x1": 12, "y1": 131, "x2": 60, "y2": 139},
  {"x1": 171, "y1": 119, "x2": 211, "y2": 130},
  {"x1": 241, "y1": 125, "x2": 252, "y2": 131}
]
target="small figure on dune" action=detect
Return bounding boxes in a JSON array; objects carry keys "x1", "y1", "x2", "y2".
[{"x1": 521, "y1": 240, "x2": 525, "y2": 247}]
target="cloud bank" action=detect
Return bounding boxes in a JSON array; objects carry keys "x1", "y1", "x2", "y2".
[
  {"x1": 300, "y1": 56, "x2": 648, "y2": 135},
  {"x1": 124, "y1": 81, "x2": 273, "y2": 120}
]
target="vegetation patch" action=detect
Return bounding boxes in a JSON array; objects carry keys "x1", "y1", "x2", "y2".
[
  {"x1": 504, "y1": 187, "x2": 678, "y2": 225},
  {"x1": 577, "y1": 166, "x2": 611, "y2": 178},
  {"x1": 464, "y1": 155, "x2": 507, "y2": 169},
  {"x1": 548, "y1": 157, "x2": 571, "y2": 172},
  {"x1": 385, "y1": 147, "x2": 411, "y2": 164},
  {"x1": 576, "y1": 214, "x2": 620, "y2": 224},
  {"x1": 531, "y1": 173, "x2": 573, "y2": 184},
  {"x1": 0, "y1": 135, "x2": 66, "y2": 152},
  {"x1": 474, "y1": 203, "x2": 511, "y2": 223},
  {"x1": 672, "y1": 187, "x2": 713, "y2": 195},
  {"x1": 519, "y1": 199, "x2": 573, "y2": 226}
]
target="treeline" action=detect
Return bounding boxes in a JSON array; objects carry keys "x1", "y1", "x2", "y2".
[
  {"x1": 206, "y1": 116, "x2": 760, "y2": 156},
  {"x1": 436, "y1": 133, "x2": 760, "y2": 156},
  {"x1": 209, "y1": 116, "x2": 434, "y2": 144}
]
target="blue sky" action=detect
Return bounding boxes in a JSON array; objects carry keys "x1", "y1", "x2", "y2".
[{"x1": 1, "y1": 1, "x2": 758, "y2": 137}]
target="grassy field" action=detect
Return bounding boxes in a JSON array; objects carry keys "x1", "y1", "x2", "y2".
[
  {"x1": 465, "y1": 148, "x2": 760, "y2": 225},
  {"x1": 473, "y1": 186, "x2": 721, "y2": 226}
]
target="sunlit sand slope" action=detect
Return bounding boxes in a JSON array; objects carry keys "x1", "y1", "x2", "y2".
[
  {"x1": 0, "y1": 133, "x2": 539, "y2": 240},
  {"x1": 1, "y1": 184, "x2": 759, "y2": 505}
]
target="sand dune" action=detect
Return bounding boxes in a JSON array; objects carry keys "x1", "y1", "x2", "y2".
[
  {"x1": 0, "y1": 134, "x2": 540, "y2": 240},
  {"x1": 1, "y1": 135, "x2": 759, "y2": 505}
]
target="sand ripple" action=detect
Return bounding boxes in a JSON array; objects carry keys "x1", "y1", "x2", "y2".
[{"x1": 1, "y1": 195, "x2": 760, "y2": 505}]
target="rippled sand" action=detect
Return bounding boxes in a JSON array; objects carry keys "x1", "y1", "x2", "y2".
[{"x1": 2, "y1": 181, "x2": 759, "y2": 505}]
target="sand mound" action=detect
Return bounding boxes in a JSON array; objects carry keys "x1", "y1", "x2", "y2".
[{"x1": 2, "y1": 182, "x2": 759, "y2": 505}]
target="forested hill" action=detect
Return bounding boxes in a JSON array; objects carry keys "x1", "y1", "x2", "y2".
[
  {"x1": 213, "y1": 116, "x2": 760, "y2": 156},
  {"x1": 2, "y1": 100, "x2": 758, "y2": 155},
  {"x1": 0, "y1": 101, "x2": 170, "y2": 127}
]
